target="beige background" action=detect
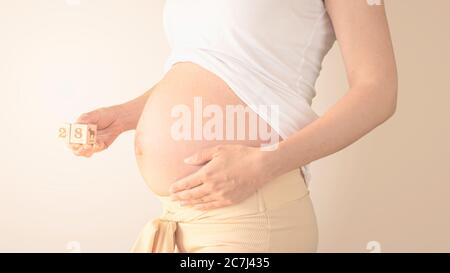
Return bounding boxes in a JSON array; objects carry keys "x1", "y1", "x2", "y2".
[{"x1": 0, "y1": 0, "x2": 449, "y2": 252}]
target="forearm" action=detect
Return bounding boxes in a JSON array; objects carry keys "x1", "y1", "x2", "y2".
[
  {"x1": 116, "y1": 85, "x2": 155, "y2": 132},
  {"x1": 267, "y1": 84, "x2": 397, "y2": 178}
]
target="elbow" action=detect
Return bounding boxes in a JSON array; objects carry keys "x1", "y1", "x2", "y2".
[
  {"x1": 384, "y1": 77, "x2": 398, "y2": 120},
  {"x1": 376, "y1": 82, "x2": 397, "y2": 123},
  {"x1": 381, "y1": 66, "x2": 399, "y2": 119},
  {"x1": 348, "y1": 64, "x2": 398, "y2": 123},
  {"x1": 377, "y1": 86, "x2": 398, "y2": 126},
  {"x1": 386, "y1": 96, "x2": 397, "y2": 119},
  {"x1": 353, "y1": 76, "x2": 398, "y2": 122},
  {"x1": 366, "y1": 71, "x2": 398, "y2": 120},
  {"x1": 381, "y1": 89, "x2": 397, "y2": 121}
]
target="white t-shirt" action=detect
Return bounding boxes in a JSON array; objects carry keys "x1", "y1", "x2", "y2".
[{"x1": 162, "y1": 0, "x2": 336, "y2": 186}]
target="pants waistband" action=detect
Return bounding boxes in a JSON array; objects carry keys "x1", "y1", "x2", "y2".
[
  {"x1": 158, "y1": 167, "x2": 309, "y2": 222},
  {"x1": 130, "y1": 167, "x2": 309, "y2": 253}
]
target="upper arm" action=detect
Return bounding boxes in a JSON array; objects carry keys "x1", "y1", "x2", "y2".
[{"x1": 324, "y1": 0, "x2": 397, "y2": 92}]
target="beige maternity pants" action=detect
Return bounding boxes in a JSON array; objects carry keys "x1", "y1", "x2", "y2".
[{"x1": 130, "y1": 168, "x2": 318, "y2": 253}]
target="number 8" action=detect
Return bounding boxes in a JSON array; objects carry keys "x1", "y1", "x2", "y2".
[{"x1": 74, "y1": 128, "x2": 83, "y2": 139}]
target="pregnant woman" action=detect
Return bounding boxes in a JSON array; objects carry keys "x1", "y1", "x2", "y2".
[{"x1": 69, "y1": 0, "x2": 397, "y2": 252}]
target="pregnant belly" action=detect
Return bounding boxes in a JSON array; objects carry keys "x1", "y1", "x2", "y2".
[{"x1": 134, "y1": 62, "x2": 281, "y2": 196}]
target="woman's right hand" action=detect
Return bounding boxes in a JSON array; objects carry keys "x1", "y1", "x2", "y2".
[{"x1": 68, "y1": 105, "x2": 125, "y2": 158}]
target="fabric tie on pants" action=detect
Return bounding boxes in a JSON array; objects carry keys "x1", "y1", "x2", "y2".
[
  {"x1": 131, "y1": 218, "x2": 178, "y2": 253},
  {"x1": 130, "y1": 169, "x2": 314, "y2": 253}
]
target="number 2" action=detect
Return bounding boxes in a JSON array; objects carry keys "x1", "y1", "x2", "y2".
[{"x1": 59, "y1": 128, "x2": 67, "y2": 138}]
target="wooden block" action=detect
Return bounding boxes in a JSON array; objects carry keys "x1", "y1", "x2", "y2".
[
  {"x1": 58, "y1": 123, "x2": 71, "y2": 144},
  {"x1": 86, "y1": 124, "x2": 97, "y2": 145},
  {"x1": 69, "y1": 123, "x2": 97, "y2": 145}
]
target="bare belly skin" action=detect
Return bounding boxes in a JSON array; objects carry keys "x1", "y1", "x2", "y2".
[{"x1": 134, "y1": 62, "x2": 281, "y2": 196}]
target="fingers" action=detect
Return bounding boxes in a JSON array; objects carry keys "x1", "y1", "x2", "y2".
[
  {"x1": 183, "y1": 146, "x2": 220, "y2": 165},
  {"x1": 169, "y1": 172, "x2": 204, "y2": 194},
  {"x1": 192, "y1": 201, "x2": 224, "y2": 211},
  {"x1": 66, "y1": 142, "x2": 81, "y2": 150},
  {"x1": 75, "y1": 142, "x2": 107, "y2": 157},
  {"x1": 180, "y1": 194, "x2": 215, "y2": 206},
  {"x1": 92, "y1": 142, "x2": 107, "y2": 153},
  {"x1": 73, "y1": 144, "x2": 94, "y2": 157},
  {"x1": 171, "y1": 185, "x2": 209, "y2": 202},
  {"x1": 67, "y1": 138, "x2": 108, "y2": 158},
  {"x1": 73, "y1": 142, "x2": 107, "y2": 157}
]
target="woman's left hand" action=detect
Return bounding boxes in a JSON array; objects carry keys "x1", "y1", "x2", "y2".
[{"x1": 169, "y1": 144, "x2": 279, "y2": 210}]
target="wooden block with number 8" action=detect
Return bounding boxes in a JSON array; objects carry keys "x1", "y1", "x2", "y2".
[{"x1": 70, "y1": 123, "x2": 97, "y2": 145}]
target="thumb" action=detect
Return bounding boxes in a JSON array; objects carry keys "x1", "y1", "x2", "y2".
[
  {"x1": 76, "y1": 109, "x2": 102, "y2": 124},
  {"x1": 183, "y1": 146, "x2": 219, "y2": 165}
]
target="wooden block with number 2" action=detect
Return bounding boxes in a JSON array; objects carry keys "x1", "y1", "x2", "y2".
[{"x1": 58, "y1": 123, "x2": 72, "y2": 144}]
